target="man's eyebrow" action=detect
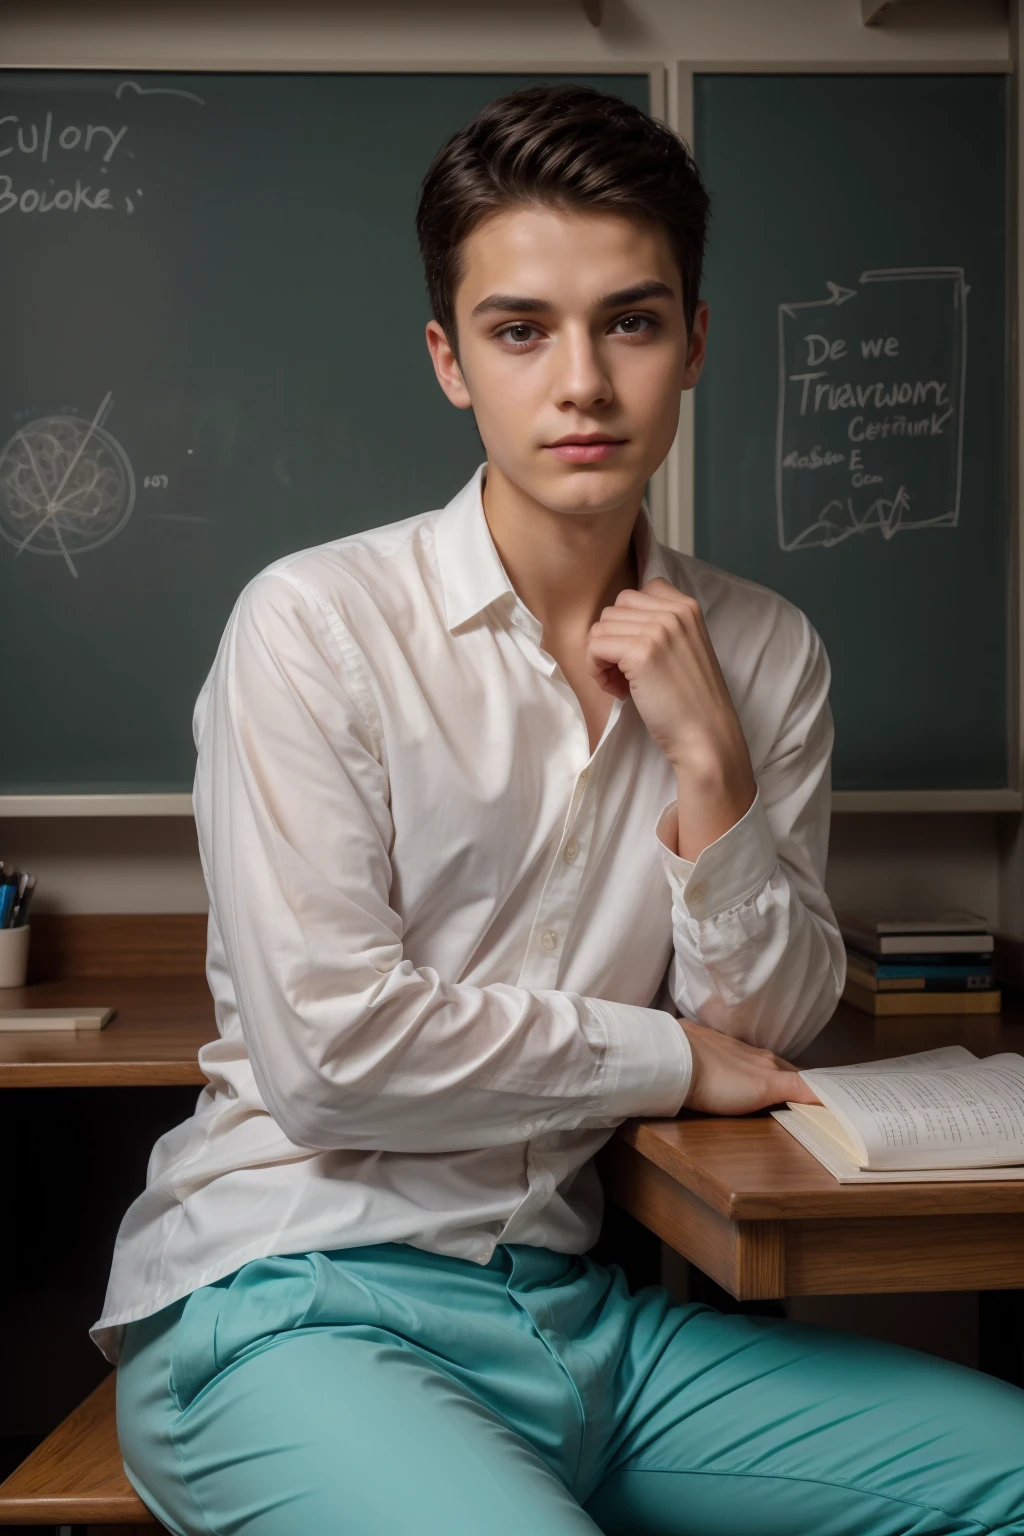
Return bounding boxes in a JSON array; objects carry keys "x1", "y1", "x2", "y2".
[{"x1": 469, "y1": 279, "x2": 677, "y2": 320}]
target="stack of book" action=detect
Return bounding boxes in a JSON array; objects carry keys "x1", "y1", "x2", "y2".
[{"x1": 837, "y1": 909, "x2": 1000, "y2": 1016}]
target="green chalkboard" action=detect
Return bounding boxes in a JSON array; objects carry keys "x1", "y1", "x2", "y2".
[
  {"x1": 694, "y1": 73, "x2": 1011, "y2": 792},
  {"x1": 0, "y1": 69, "x2": 650, "y2": 794}
]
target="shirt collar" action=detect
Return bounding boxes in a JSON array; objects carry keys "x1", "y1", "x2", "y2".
[{"x1": 434, "y1": 460, "x2": 677, "y2": 635}]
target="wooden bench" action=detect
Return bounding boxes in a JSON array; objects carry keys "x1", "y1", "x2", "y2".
[{"x1": 0, "y1": 1373, "x2": 160, "y2": 1531}]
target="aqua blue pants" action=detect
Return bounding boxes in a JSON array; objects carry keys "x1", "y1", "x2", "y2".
[{"x1": 116, "y1": 1241, "x2": 1024, "y2": 1534}]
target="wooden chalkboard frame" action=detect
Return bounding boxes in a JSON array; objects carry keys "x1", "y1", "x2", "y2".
[
  {"x1": 669, "y1": 58, "x2": 1020, "y2": 814},
  {"x1": 0, "y1": 57, "x2": 666, "y2": 816}
]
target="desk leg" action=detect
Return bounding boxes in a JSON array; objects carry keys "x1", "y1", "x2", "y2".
[
  {"x1": 597, "y1": 1143, "x2": 786, "y2": 1301},
  {"x1": 978, "y1": 1290, "x2": 1024, "y2": 1387}
]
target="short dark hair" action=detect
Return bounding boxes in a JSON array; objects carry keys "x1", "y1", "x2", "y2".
[{"x1": 415, "y1": 82, "x2": 711, "y2": 363}]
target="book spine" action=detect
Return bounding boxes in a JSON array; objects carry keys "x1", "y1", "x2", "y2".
[
  {"x1": 845, "y1": 946, "x2": 993, "y2": 974},
  {"x1": 842, "y1": 979, "x2": 1002, "y2": 1015},
  {"x1": 842, "y1": 932, "x2": 994, "y2": 957},
  {"x1": 846, "y1": 967, "x2": 996, "y2": 993},
  {"x1": 842, "y1": 917, "x2": 990, "y2": 937}
]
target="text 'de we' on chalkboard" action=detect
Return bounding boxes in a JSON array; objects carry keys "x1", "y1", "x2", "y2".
[
  {"x1": 777, "y1": 268, "x2": 965, "y2": 551},
  {"x1": 694, "y1": 73, "x2": 1010, "y2": 794}
]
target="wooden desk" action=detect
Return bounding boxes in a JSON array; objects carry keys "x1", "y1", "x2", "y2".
[
  {"x1": 0, "y1": 977, "x2": 213, "y2": 1088},
  {"x1": 3, "y1": 929, "x2": 1023, "y2": 1310},
  {"x1": 0, "y1": 913, "x2": 212, "y2": 1088},
  {"x1": 598, "y1": 1002, "x2": 1024, "y2": 1300}
]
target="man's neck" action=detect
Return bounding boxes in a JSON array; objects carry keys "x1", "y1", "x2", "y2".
[{"x1": 481, "y1": 459, "x2": 641, "y2": 638}]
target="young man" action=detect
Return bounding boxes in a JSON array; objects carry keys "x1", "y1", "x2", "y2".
[{"x1": 102, "y1": 85, "x2": 1024, "y2": 1534}]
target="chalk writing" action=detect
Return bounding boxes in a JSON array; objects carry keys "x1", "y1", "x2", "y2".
[
  {"x1": 776, "y1": 269, "x2": 966, "y2": 550},
  {"x1": 0, "y1": 80, "x2": 203, "y2": 217}
]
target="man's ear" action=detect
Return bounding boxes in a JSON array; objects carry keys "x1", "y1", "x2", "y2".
[
  {"x1": 425, "y1": 319, "x2": 473, "y2": 410},
  {"x1": 681, "y1": 300, "x2": 709, "y2": 392}
]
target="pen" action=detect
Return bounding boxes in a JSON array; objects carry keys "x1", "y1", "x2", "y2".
[
  {"x1": 0, "y1": 873, "x2": 19, "y2": 929},
  {"x1": 11, "y1": 874, "x2": 35, "y2": 929}
]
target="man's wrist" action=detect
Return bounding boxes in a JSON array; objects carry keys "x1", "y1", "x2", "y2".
[{"x1": 671, "y1": 765, "x2": 757, "y2": 863}]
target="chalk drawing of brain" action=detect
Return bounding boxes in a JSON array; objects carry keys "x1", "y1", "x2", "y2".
[{"x1": 0, "y1": 412, "x2": 135, "y2": 573}]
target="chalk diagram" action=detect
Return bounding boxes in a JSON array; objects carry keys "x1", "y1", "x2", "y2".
[
  {"x1": 776, "y1": 268, "x2": 966, "y2": 551},
  {"x1": 0, "y1": 391, "x2": 135, "y2": 577}
]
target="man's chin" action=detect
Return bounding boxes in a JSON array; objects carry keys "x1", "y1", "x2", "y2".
[
  {"x1": 532, "y1": 459, "x2": 642, "y2": 515},
  {"x1": 483, "y1": 451, "x2": 646, "y2": 518}
]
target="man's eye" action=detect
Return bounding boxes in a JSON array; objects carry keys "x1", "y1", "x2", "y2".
[
  {"x1": 496, "y1": 323, "x2": 539, "y2": 349},
  {"x1": 613, "y1": 314, "x2": 657, "y2": 336}
]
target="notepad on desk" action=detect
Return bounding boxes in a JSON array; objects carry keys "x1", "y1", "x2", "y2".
[
  {"x1": 0, "y1": 1007, "x2": 114, "y2": 1032},
  {"x1": 772, "y1": 1045, "x2": 1024, "y2": 1183}
]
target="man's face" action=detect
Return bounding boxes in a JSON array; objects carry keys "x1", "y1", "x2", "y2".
[{"x1": 425, "y1": 203, "x2": 707, "y2": 516}]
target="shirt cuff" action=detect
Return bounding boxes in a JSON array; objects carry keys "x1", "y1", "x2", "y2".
[
  {"x1": 654, "y1": 786, "x2": 778, "y2": 921},
  {"x1": 580, "y1": 996, "x2": 692, "y2": 1119}
]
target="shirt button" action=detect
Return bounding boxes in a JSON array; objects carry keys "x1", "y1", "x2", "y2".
[
  {"x1": 519, "y1": 1120, "x2": 535, "y2": 1137},
  {"x1": 579, "y1": 768, "x2": 589, "y2": 784},
  {"x1": 689, "y1": 881, "x2": 706, "y2": 903},
  {"x1": 563, "y1": 837, "x2": 578, "y2": 863},
  {"x1": 541, "y1": 929, "x2": 559, "y2": 951}
]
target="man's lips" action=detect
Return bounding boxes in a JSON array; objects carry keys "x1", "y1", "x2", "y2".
[{"x1": 544, "y1": 439, "x2": 626, "y2": 462}]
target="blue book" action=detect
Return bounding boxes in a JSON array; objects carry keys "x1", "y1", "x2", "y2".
[{"x1": 845, "y1": 946, "x2": 992, "y2": 977}]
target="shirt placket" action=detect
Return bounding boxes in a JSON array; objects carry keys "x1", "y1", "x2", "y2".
[
  {"x1": 500, "y1": 602, "x2": 626, "y2": 1236},
  {"x1": 515, "y1": 753, "x2": 600, "y2": 993},
  {"x1": 508, "y1": 604, "x2": 626, "y2": 995}
]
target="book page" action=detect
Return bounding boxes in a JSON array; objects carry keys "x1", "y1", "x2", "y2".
[
  {"x1": 816, "y1": 1046, "x2": 977, "y2": 1075},
  {"x1": 801, "y1": 1054, "x2": 1024, "y2": 1170},
  {"x1": 772, "y1": 1110, "x2": 1024, "y2": 1184}
]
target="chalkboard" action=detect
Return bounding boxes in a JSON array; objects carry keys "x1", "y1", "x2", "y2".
[
  {"x1": 694, "y1": 73, "x2": 1010, "y2": 793},
  {"x1": 0, "y1": 69, "x2": 650, "y2": 794}
]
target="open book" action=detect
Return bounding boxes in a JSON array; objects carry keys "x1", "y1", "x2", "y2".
[{"x1": 772, "y1": 1046, "x2": 1024, "y2": 1183}]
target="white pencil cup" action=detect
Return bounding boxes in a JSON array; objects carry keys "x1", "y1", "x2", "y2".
[{"x1": 0, "y1": 924, "x2": 30, "y2": 988}]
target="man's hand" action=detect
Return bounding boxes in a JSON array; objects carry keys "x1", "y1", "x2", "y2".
[
  {"x1": 586, "y1": 577, "x2": 758, "y2": 858},
  {"x1": 679, "y1": 1018, "x2": 821, "y2": 1116},
  {"x1": 586, "y1": 576, "x2": 752, "y2": 782}
]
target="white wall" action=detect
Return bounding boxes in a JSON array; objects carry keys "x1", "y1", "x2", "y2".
[{"x1": 1, "y1": 0, "x2": 1014, "y2": 923}]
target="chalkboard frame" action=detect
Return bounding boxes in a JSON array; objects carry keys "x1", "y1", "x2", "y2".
[
  {"x1": 0, "y1": 57, "x2": 667, "y2": 816},
  {"x1": 668, "y1": 58, "x2": 1020, "y2": 814}
]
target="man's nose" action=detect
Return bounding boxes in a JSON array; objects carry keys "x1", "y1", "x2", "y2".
[{"x1": 552, "y1": 327, "x2": 613, "y2": 410}]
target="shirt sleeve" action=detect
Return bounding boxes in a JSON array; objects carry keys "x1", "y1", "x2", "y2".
[
  {"x1": 652, "y1": 613, "x2": 846, "y2": 1061},
  {"x1": 192, "y1": 570, "x2": 692, "y2": 1155}
]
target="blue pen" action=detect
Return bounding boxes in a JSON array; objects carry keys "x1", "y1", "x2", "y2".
[{"x1": 0, "y1": 873, "x2": 19, "y2": 929}]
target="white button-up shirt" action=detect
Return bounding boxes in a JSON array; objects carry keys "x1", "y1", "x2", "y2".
[{"x1": 92, "y1": 461, "x2": 845, "y2": 1363}]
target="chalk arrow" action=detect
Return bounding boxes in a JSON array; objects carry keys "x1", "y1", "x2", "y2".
[{"x1": 780, "y1": 281, "x2": 858, "y2": 319}]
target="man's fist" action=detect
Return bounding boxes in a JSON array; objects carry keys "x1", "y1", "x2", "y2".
[{"x1": 679, "y1": 1018, "x2": 821, "y2": 1116}]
